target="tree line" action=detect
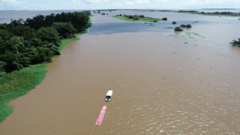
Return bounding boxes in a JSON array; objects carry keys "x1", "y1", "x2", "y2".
[
  {"x1": 178, "y1": 10, "x2": 240, "y2": 16},
  {"x1": 0, "y1": 11, "x2": 91, "y2": 74}
]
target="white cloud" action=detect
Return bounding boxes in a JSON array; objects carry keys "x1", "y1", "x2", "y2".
[
  {"x1": 121, "y1": 0, "x2": 134, "y2": 5},
  {"x1": 155, "y1": 0, "x2": 173, "y2": 3},
  {"x1": 115, "y1": 0, "x2": 149, "y2": 5},
  {"x1": 135, "y1": 0, "x2": 149, "y2": 4},
  {"x1": 1, "y1": 0, "x2": 27, "y2": 7},
  {"x1": 73, "y1": 0, "x2": 109, "y2": 4}
]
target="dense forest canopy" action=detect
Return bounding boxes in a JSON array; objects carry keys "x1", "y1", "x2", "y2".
[{"x1": 0, "y1": 11, "x2": 91, "y2": 75}]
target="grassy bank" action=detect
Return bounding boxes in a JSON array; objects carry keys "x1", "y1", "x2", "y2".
[
  {"x1": 239, "y1": 18, "x2": 240, "y2": 21},
  {"x1": 113, "y1": 16, "x2": 162, "y2": 22},
  {"x1": 0, "y1": 16, "x2": 92, "y2": 123}
]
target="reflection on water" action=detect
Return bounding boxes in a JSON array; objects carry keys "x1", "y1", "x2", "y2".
[{"x1": 0, "y1": 10, "x2": 240, "y2": 135}]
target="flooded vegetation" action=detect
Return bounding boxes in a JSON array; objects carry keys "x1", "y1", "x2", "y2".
[
  {"x1": 0, "y1": 10, "x2": 240, "y2": 135},
  {"x1": 230, "y1": 38, "x2": 240, "y2": 47},
  {"x1": 174, "y1": 27, "x2": 183, "y2": 31}
]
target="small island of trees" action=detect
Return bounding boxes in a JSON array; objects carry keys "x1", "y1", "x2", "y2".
[
  {"x1": 162, "y1": 17, "x2": 167, "y2": 20},
  {"x1": 174, "y1": 27, "x2": 183, "y2": 31},
  {"x1": 180, "y1": 24, "x2": 192, "y2": 28},
  {"x1": 113, "y1": 14, "x2": 164, "y2": 22},
  {"x1": 230, "y1": 38, "x2": 240, "y2": 47}
]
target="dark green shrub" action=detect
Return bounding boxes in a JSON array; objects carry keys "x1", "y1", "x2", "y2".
[
  {"x1": 230, "y1": 38, "x2": 240, "y2": 47},
  {"x1": 0, "y1": 29, "x2": 14, "y2": 41},
  {"x1": 172, "y1": 21, "x2": 176, "y2": 24},
  {"x1": 36, "y1": 27, "x2": 61, "y2": 47},
  {"x1": 162, "y1": 17, "x2": 167, "y2": 20},
  {"x1": 174, "y1": 27, "x2": 183, "y2": 31},
  {"x1": 133, "y1": 17, "x2": 139, "y2": 20},
  {"x1": 128, "y1": 16, "x2": 134, "y2": 19},
  {"x1": 139, "y1": 15, "x2": 145, "y2": 18},
  {"x1": 0, "y1": 61, "x2": 6, "y2": 73},
  {"x1": 0, "y1": 38, "x2": 6, "y2": 54},
  {"x1": 0, "y1": 50, "x2": 16, "y2": 63},
  {"x1": 180, "y1": 24, "x2": 186, "y2": 27},
  {"x1": 52, "y1": 22, "x2": 77, "y2": 39},
  {"x1": 186, "y1": 24, "x2": 192, "y2": 28}
]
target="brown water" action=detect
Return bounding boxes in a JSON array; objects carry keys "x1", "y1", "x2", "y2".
[{"x1": 1, "y1": 10, "x2": 240, "y2": 135}]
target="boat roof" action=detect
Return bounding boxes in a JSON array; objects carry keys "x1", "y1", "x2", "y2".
[{"x1": 106, "y1": 90, "x2": 113, "y2": 96}]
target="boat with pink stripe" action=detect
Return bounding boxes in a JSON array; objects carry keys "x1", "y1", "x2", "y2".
[{"x1": 95, "y1": 105, "x2": 107, "y2": 125}]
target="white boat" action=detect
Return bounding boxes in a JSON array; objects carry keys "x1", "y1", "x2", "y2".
[{"x1": 105, "y1": 90, "x2": 113, "y2": 102}]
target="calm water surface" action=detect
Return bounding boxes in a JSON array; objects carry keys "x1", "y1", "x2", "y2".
[{"x1": 0, "y1": 10, "x2": 240, "y2": 135}]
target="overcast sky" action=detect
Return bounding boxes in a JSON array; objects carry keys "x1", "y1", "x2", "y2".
[{"x1": 0, "y1": 0, "x2": 239, "y2": 10}]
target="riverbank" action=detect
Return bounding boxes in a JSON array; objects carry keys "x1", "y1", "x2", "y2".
[
  {"x1": 0, "y1": 17, "x2": 92, "y2": 123},
  {"x1": 113, "y1": 15, "x2": 162, "y2": 22}
]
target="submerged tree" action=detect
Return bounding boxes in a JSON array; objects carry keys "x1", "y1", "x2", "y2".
[
  {"x1": 230, "y1": 38, "x2": 240, "y2": 47},
  {"x1": 186, "y1": 24, "x2": 192, "y2": 28},
  {"x1": 174, "y1": 27, "x2": 183, "y2": 31},
  {"x1": 162, "y1": 17, "x2": 167, "y2": 20},
  {"x1": 180, "y1": 24, "x2": 186, "y2": 27}
]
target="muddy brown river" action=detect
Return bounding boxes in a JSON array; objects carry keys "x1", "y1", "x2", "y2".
[{"x1": 1, "y1": 10, "x2": 240, "y2": 135}]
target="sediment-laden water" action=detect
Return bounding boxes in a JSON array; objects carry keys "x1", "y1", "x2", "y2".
[{"x1": 0, "y1": 10, "x2": 240, "y2": 135}]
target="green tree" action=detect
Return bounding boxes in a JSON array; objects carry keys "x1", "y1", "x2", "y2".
[
  {"x1": 0, "y1": 29, "x2": 14, "y2": 41},
  {"x1": 0, "y1": 50, "x2": 16, "y2": 63},
  {"x1": 0, "y1": 38, "x2": 6, "y2": 54},
  {"x1": 52, "y1": 22, "x2": 77, "y2": 39},
  {"x1": 36, "y1": 27, "x2": 60, "y2": 46},
  {"x1": 22, "y1": 26, "x2": 36, "y2": 43},
  {"x1": 0, "y1": 61, "x2": 6, "y2": 73}
]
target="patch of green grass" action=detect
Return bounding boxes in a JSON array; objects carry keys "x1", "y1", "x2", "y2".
[
  {"x1": 0, "y1": 63, "x2": 48, "y2": 122},
  {"x1": 184, "y1": 42, "x2": 188, "y2": 44},
  {"x1": 185, "y1": 32, "x2": 205, "y2": 39},
  {"x1": 113, "y1": 16, "x2": 162, "y2": 22},
  {"x1": 0, "y1": 16, "x2": 93, "y2": 123},
  {"x1": 238, "y1": 18, "x2": 240, "y2": 21},
  {"x1": 167, "y1": 32, "x2": 205, "y2": 41}
]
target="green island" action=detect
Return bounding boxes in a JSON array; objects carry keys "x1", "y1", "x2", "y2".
[
  {"x1": 113, "y1": 14, "x2": 165, "y2": 22},
  {"x1": 0, "y1": 11, "x2": 92, "y2": 122}
]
